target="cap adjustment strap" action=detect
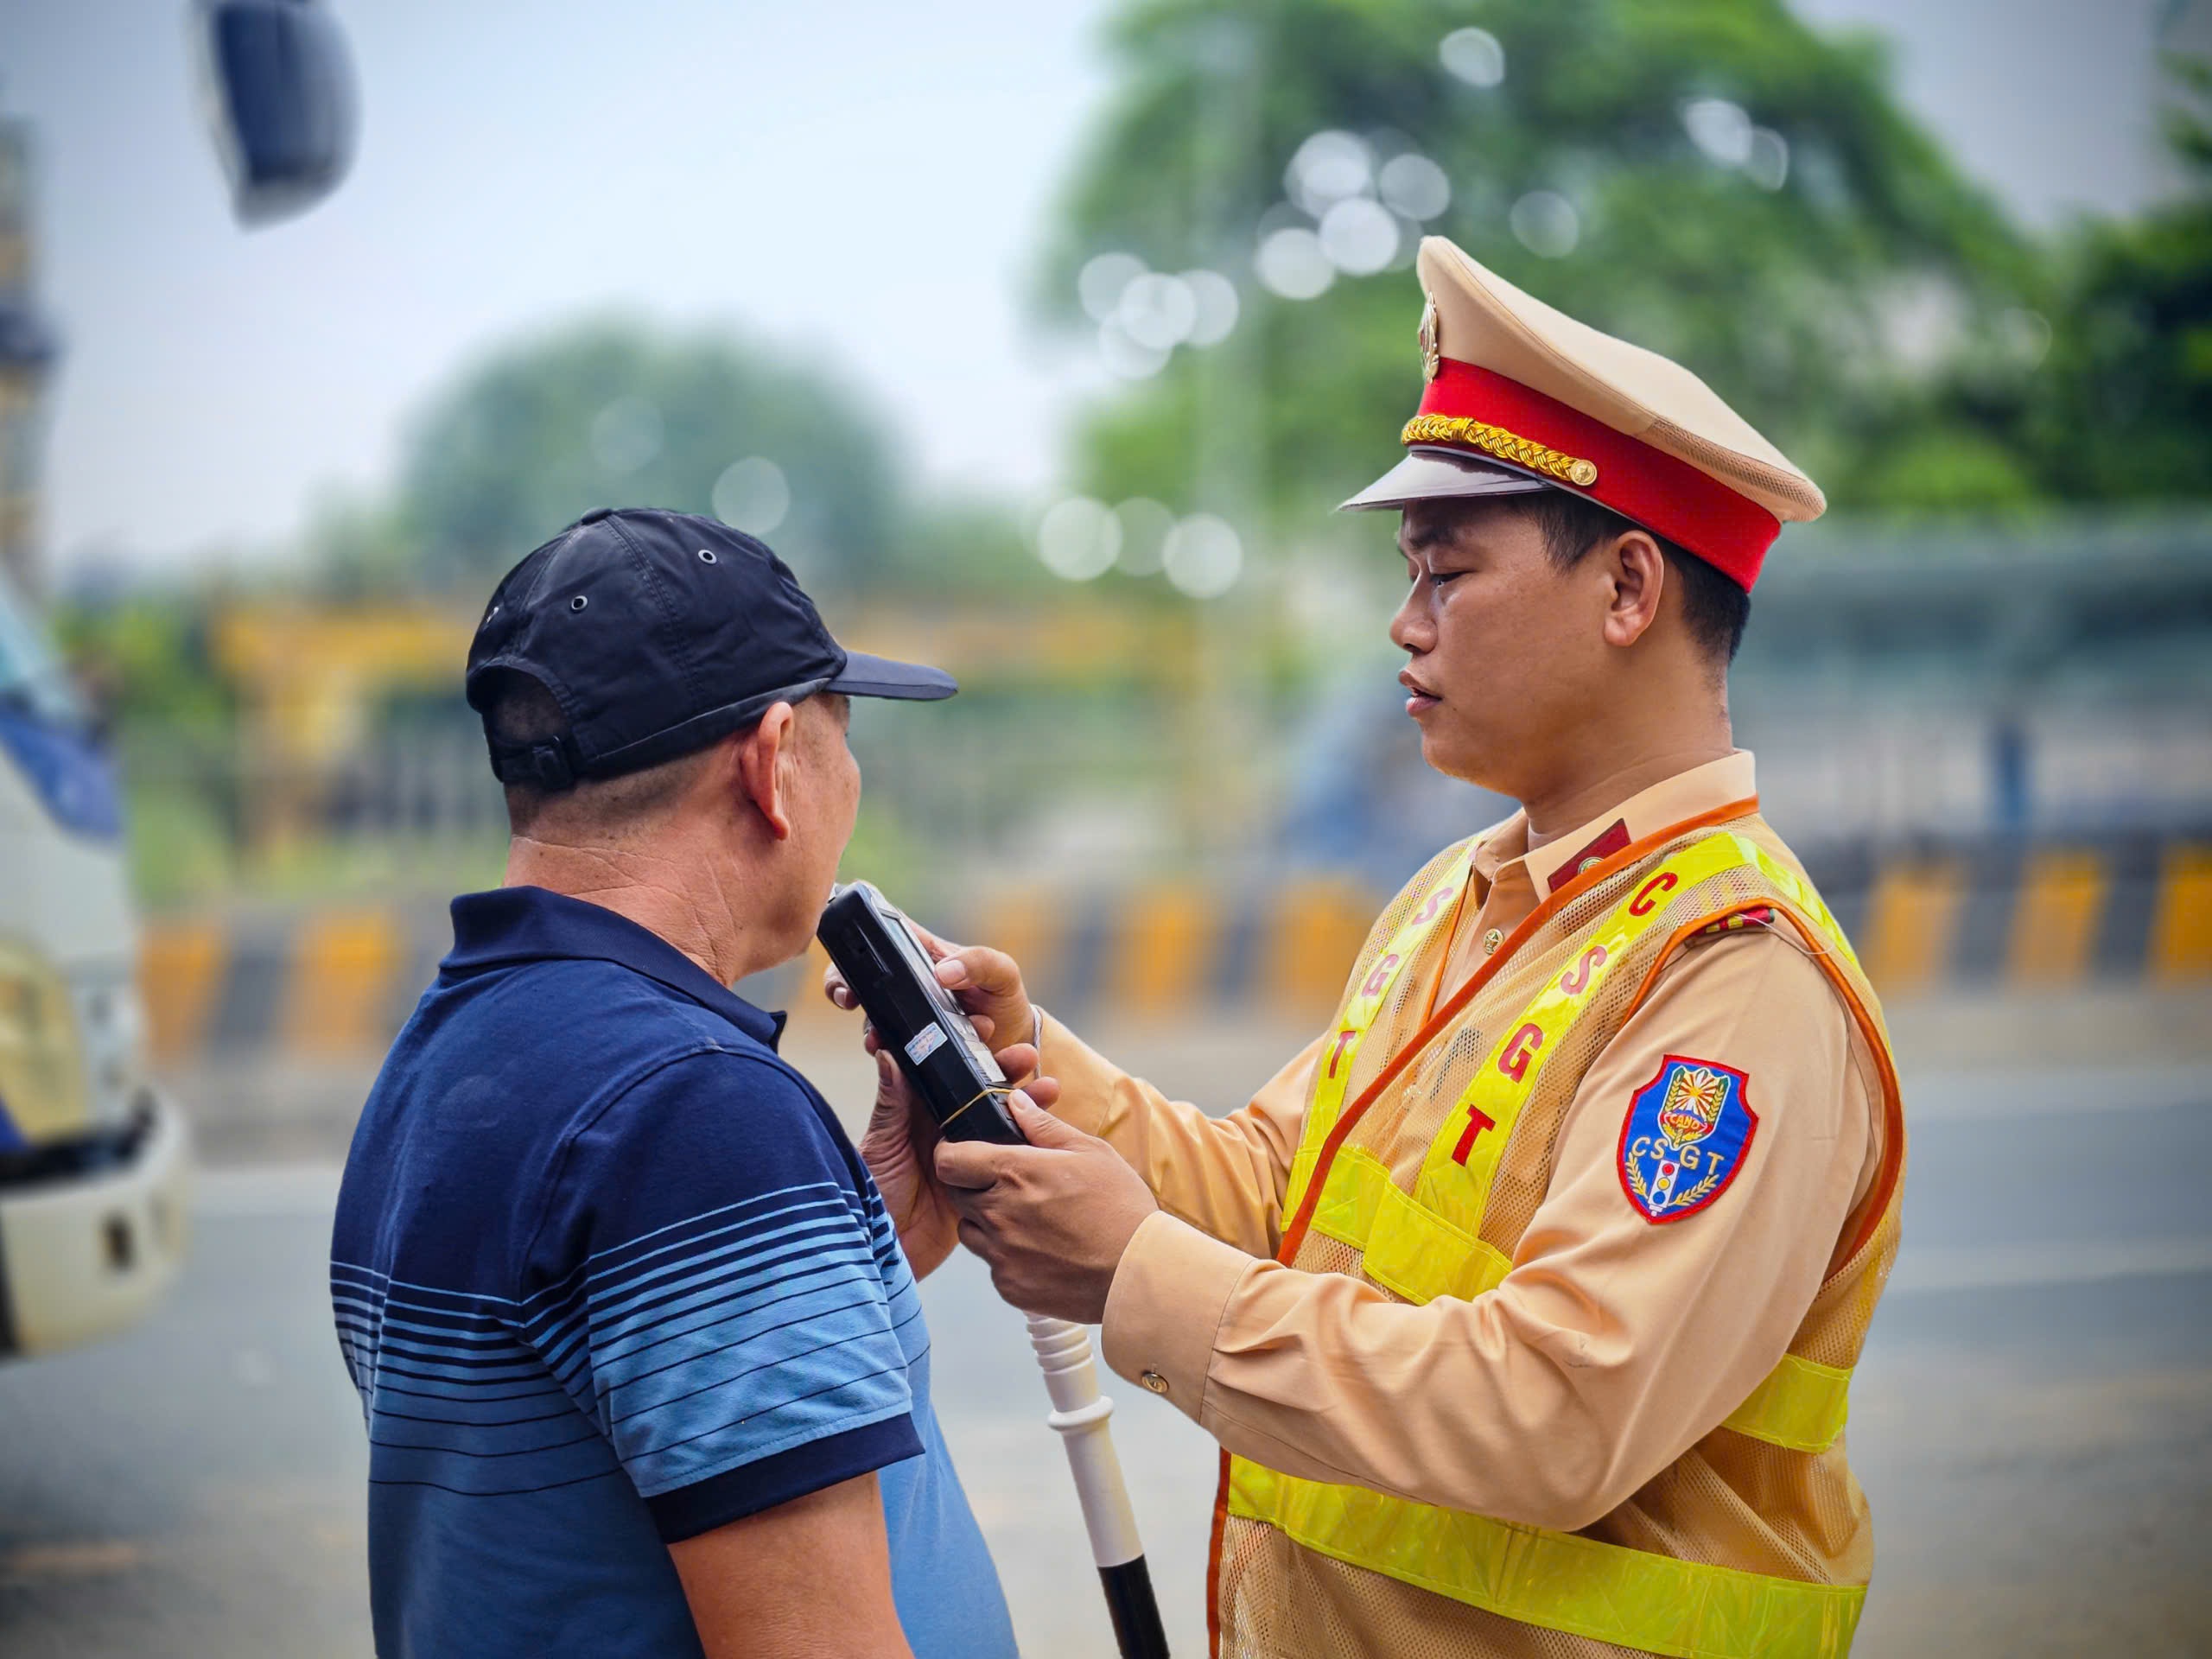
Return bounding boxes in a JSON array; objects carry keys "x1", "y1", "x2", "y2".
[
  {"x1": 1401, "y1": 413, "x2": 1599, "y2": 488},
  {"x1": 487, "y1": 738, "x2": 580, "y2": 792}
]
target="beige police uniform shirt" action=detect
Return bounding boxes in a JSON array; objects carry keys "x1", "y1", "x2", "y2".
[{"x1": 1046, "y1": 751, "x2": 1888, "y2": 1531}]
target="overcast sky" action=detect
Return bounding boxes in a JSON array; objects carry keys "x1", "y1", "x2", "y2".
[{"x1": 1, "y1": 0, "x2": 2202, "y2": 578}]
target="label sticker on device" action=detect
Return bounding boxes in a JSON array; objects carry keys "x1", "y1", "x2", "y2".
[{"x1": 905, "y1": 1025, "x2": 948, "y2": 1065}]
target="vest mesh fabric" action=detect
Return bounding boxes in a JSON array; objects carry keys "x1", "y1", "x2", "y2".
[{"x1": 1213, "y1": 814, "x2": 1905, "y2": 1659}]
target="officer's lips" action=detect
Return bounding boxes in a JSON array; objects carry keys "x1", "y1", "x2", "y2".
[{"x1": 1399, "y1": 667, "x2": 1441, "y2": 715}]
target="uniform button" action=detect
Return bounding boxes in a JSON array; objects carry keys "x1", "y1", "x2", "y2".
[
  {"x1": 579, "y1": 505, "x2": 613, "y2": 524},
  {"x1": 1141, "y1": 1370, "x2": 1170, "y2": 1395},
  {"x1": 1580, "y1": 856, "x2": 1602, "y2": 874},
  {"x1": 1482, "y1": 927, "x2": 1503, "y2": 955}
]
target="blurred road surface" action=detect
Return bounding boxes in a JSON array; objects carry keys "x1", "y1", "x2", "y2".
[{"x1": 1, "y1": 1031, "x2": 2208, "y2": 1656}]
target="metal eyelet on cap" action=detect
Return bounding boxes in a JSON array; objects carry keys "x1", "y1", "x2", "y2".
[
  {"x1": 569, "y1": 594, "x2": 588, "y2": 612},
  {"x1": 697, "y1": 548, "x2": 718, "y2": 563}
]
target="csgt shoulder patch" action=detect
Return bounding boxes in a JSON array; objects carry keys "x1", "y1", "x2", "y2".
[{"x1": 1618, "y1": 1055, "x2": 1758, "y2": 1224}]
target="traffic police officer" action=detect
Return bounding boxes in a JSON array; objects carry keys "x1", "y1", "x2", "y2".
[{"x1": 845, "y1": 236, "x2": 1906, "y2": 1658}]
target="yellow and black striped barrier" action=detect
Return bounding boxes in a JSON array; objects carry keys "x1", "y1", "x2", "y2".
[{"x1": 139, "y1": 839, "x2": 2212, "y2": 1064}]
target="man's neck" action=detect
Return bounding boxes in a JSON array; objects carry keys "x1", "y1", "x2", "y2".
[
  {"x1": 1519, "y1": 697, "x2": 1736, "y2": 852},
  {"x1": 1520, "y1": 744, "x2": 1733, "y2": 851},
  {"x1": 503, "y1": 836, "x2": 791, "y2": 987}
]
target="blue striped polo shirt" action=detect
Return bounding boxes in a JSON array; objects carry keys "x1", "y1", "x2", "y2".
[{"x1": 331, "y1": 886, "x2": 1015, "y2": 1658}]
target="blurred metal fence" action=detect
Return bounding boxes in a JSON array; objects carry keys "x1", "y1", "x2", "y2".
[
  {"x1": 112, "y1": 694, "x2": 1196, "y2": 910},
  {"x1": 111, "y1": 680, "x2": 2212, "y2": 912},
  {"x1": 102, "y1": 514, "x2": 2212, "y2": 912}
]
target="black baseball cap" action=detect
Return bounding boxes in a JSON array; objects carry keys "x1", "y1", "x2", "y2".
[{"x1": 465, "y1": 507, "x2": 956, "y2": 791}]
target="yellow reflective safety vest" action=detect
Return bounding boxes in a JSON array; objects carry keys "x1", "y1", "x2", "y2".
[{"x1": 1210, "y1": 804, "x2": 1906, "y2": 1659}]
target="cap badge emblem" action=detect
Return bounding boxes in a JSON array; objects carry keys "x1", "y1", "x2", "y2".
[{"x1": 1419, "y1": 295, "x2": 1441, "y2": 383}]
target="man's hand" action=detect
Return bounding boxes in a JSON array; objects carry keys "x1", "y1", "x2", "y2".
[
  {"x1": 857, "y1": 1045, "x2": 1061, "y2": 1281},
  {"x1": 935, "y1": 1094, "x2": 1159, "y2": 1324},
  {"x1": 856, "y1": 1052, "x2": 957, "y2": 1280},
  {"x1": 823, "y1": 920, "x2": 1037, "y2": 1081}
]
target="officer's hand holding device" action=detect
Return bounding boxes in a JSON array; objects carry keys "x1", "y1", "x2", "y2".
[
  {"x1": 819, "y1": 885, "x2": 1171, "y2": 1659},
  {"x1": 819, "y1": 883, "x2": 1027, "y2": 1145}
]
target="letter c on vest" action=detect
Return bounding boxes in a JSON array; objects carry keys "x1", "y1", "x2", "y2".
[{"x1": 1629, "y1": 871, "x2": 1679, "y2": 917}]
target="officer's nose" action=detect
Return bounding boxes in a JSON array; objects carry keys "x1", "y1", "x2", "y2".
[{"x1": 1389, "y1": 581, "x2": 1436, "y2": 657}]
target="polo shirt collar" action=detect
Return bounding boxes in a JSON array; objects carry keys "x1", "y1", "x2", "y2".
[{"x1": 442, "y1": 885, "x2": 786, "y2": 1049}]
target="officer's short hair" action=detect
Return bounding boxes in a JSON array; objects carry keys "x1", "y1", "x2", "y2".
[
  {"x1": 1512, "y1": 493, "x2": 1751, "y2": 667},
  {"x1": 477, "y1": 669, "x2": 712, "y2": 836}
]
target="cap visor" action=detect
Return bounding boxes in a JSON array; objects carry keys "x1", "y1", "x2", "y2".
[
  {"x1": 1338, "y1": 447, "x2": 1558, "y2": 512},
  {"x1": 826, "y1": 648, "x2": 957, "y2": 702}
]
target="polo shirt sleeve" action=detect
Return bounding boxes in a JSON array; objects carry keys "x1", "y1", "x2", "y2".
[{"x1": 516, "y1": 1046, "x2": 925, "y2": 1543}]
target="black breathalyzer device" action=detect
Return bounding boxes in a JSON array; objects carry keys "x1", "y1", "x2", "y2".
[
  {"x1": 816, "y1": 880, "x2": 1172, "y2": 1659},
  {"x1": 817, "y1": 881, "x2": 1025, "y2": 1146}
]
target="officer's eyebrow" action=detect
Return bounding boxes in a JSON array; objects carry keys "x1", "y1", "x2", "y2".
[{"x1": 1397, "y1": 518, "x2": 1464, "y2": 557}]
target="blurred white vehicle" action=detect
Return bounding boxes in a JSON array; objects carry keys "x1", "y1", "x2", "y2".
[{"x1": 0, "y1": 570, "x2": 188, "y2": 1357}]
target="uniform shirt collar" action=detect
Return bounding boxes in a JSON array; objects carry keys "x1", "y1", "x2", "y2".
[
  {"x1": 1482, "y1": 751, "x2": 1758, "y2": 900},
  {"x1": 442, "y1": 885, "x2": 787, "y2": 1049}
]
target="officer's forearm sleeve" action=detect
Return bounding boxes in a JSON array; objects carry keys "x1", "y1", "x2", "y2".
[
  {"x1": 1099, "y1": 933, "x2": 1880, "y2": 1533},
  {"x1": 1040, "y1": 1013, "x2": 1317, "y2": 1262}
]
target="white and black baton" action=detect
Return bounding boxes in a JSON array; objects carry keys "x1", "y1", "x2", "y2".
[
  {"x1": 1025, "y1": 1312, "x2": 1170, "y2": 1656},
  {"x1": 818, "y1": 884, "x2": 1171, "y2": 1658}
]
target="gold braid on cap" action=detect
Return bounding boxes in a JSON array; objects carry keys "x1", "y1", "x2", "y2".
[{"x1": 1401, "y1": 414, "x2": 1599, "y2": 488}]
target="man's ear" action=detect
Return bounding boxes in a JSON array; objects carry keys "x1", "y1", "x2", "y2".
[
  {"x1": 734, "y1": 702, "x2": 798, "y2": 841},
  {"x1": 1600, "y1": 531, "x2": 1667, "y2": 650}
]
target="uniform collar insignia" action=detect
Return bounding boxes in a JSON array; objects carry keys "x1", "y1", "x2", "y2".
[{"x1": 1543, "y1": 819, "x2": 1631, "y2": 894}]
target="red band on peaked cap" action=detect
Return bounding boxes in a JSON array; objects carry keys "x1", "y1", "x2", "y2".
[{"x1": 1415, "y1": 359, "x2": 1781, "y2": 590}]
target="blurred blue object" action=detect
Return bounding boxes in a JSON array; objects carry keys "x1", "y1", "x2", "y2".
[
  {"x1": 0, "y1": 708, "x2": 123, "y2": 842},
  {"x1": 1277, "y1": 654, "x2": 1513, "y2": 892},
  {"x1": 194, "y1": 0, "x2": 359, "y2": 226},
  {"x1": 0, "y1": 300, "x2": 59, "y2": 372}
]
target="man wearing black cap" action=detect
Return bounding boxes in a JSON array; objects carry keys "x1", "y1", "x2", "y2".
[{"x1": 330, "y1": 509, "x2": 1021, "y2": 1659}]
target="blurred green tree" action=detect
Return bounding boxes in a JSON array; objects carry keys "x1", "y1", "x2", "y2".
[
  {"x1": 1046, "y1": 0, "x2": 2061, "y2": 527},
  {"x1": 2031, "y1": 54, "x2": 2212, "y2": 501},
  {"x1": 51, "y1": 591, "x2": 231, "y2": 731},
  {"x1": 393, "y1": 317, "x2": 906, "y2": 594}
]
